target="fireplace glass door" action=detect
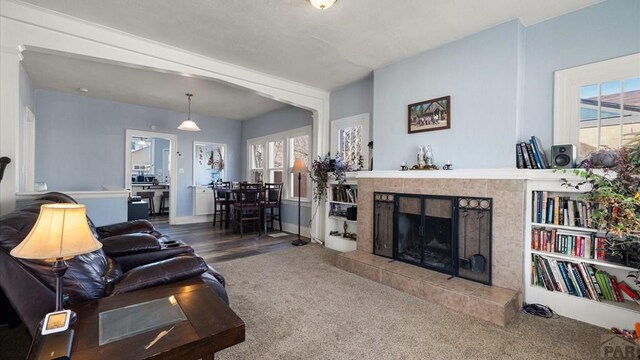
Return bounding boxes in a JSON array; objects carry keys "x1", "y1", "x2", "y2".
[
  {"x1": 423, "y1": 198, "x2": 455, "y2": 273},
  {"x1": 396, "y1": 196, "x2": 422, "y2": 266}
]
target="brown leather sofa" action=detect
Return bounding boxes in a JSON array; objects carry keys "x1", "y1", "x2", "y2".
[{"x1": 0, "y1": 192, "x2": 228, "y2": 337}]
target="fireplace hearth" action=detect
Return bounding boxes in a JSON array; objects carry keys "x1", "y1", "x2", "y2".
[{"x1": 374, "y1": 193, "x2": 492, "y2": 285}]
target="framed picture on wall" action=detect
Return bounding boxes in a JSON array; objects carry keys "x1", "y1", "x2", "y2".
[{"x1": 407, "y1": 96, "x2": 451, "y2": 134}]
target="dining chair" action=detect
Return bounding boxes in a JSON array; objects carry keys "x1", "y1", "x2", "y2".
[
  {"x1": 158, "y1": 190, "x2": 170, "y2": 215},
  {"x1": 213, "y1": 181, "x2": 232, "y2": 229},
  {"x1": 262, "y1": 183, "x2": 283, "y2": 234},
  {"x1": 136, "y1": 191, "x2": 156, "y2": 216},
  {"x1": 230, "y1": 183, "x2": 262, "y2": 238}
]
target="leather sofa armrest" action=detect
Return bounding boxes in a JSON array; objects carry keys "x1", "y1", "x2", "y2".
[
  {"x1": 100, "y1": 233, "x2": 161, "y2": 257},
  {"x1": 111, "y1": 256, "x2": 209, "y2": 295},
  {"x1": 206, "y1": 265, "x2": 226, "y2": 288},
  {"x1": 96, "y1": 219, "x2": 155, "y2": 238}
]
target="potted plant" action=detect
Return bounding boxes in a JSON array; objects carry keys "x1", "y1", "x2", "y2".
[
  {"x1": 563, "y1": 133, "x2": 640, "y2": 285},
  {"x1": 309, "y1": 152, "x2": 359, "y2": 202}
]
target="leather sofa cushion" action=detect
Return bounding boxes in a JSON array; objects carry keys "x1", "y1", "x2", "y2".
[
  {"x1": 111, "y1": 256, "x2": 209, "y2": 295},
  {"x1": 96, "y1": 219, "x2": 155, "y2": 239},
  {"x1": 100, "y1": 233, "x2": 161, "y2": 257}
]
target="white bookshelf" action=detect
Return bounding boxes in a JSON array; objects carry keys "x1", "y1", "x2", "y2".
[
  {"x1": 524, "y1": 175, "x2": 640, "y2": 329},
  {"x1": 324, "y1": 178, "x2": 358, "y2": 252}
]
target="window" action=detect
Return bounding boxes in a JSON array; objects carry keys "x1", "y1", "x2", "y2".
[
  {"x1": 193, "y1": 142, "x2": 226, "y2": 185},
  {"x1": 331, "y1": 113, "x2": 370, "y2": 169},
  {"x1": 250, "y1": 143, "x2": 264, "y2": 183},
  {"x1": 247, "y1": 126, "x2": 312, "y2": 201},
  {"x1": 554, "y1": 53, "x2": 640, "y2": 160}
]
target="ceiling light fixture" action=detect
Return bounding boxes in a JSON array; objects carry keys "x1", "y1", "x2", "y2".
[
  {"x1": 178, "y1": 93, "x2": 201, "y2": 131},
  {"x1": 309, "y1": 0, "x2": 337, "y2": 10}
]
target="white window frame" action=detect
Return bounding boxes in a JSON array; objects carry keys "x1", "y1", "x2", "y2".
[
  {"x1": 330, "y1": 113, "x2": 370, "y2": 170},
  {"x1": 553, "y1": 53, "x2": 640, "y2": 160},
  {"x1": 192, "y1": 141, "x2": 227, "y2": 186},
  {"x1": 246, "y1": 125, "x2": 312, "y2": 203}
]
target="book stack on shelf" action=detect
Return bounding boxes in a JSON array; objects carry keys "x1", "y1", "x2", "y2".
[
  {"x1": 331, "y1": 185, "x2": 358, "y2": 204},
  {"x1": 532, "y1": 191, "x2": 593, "y2": 227},
  {"x1": 516, "y1": 136, "x2": 549, "y2": 169},
  {"x1": 532, "y1": 254, "x2": 640, "y2": 306}
]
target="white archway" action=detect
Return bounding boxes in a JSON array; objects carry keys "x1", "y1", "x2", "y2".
[{"x1": 1, "y1": 0, "x2": 329, "y2": 240}]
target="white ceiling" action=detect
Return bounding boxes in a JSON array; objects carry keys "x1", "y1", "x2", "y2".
[
  {"x1": 21, "y1": 50, "x2": 287, "y2": 120},
  {"x1": 19, "y1": 0, "x2": 602, "y2": 90}
]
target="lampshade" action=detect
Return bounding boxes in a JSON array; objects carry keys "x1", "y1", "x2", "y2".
[
  {"x1": 309, "y1": 0, "x2": 337, "y2": 10},
  {"x1": 11, "y1": 204, "x2": 102, "y2": 262},
  {"x1": 291, "y1": 158, "x2": 308, "y2": 173},
  {"x1": 178, "y1": 93, "x2": 201, "y2": 132},
  {"x1": 177, "y1": 120, "x2": 201, "y2": 131}
]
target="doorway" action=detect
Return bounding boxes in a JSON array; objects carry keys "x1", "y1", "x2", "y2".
[{"x1": 125, "y1": 129, "x2": 177, "y2": 224}]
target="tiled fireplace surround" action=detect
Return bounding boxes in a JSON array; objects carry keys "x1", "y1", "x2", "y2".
[{"x1": 335, "y1": 172, "x2": 525, "y2": 326}]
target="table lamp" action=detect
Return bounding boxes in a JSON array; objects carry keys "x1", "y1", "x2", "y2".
[
  {"x1": 10, "y1": 204, "x2": 103, "y2": 323},
  {"x1": 291, "y1": 159, "x2": 308, "y2": 246}
]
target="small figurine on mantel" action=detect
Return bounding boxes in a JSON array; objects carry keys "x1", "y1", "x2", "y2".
[
  {"x1": 424, "y1": 145, "x2": 434, "y2": 167},
  {"x1": 417, "y1": 145, "x2": 426, "y2": 167},
  {"x1": 443, "y1": 160, "x2": 453, "y2": 170},
  {"x1": 400, "y1": 161, "x2": 409, "y2": 171}
]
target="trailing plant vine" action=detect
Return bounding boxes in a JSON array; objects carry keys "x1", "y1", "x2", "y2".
[{"x1": 562, "y1": 133, "x2": 640, "y2": 285}]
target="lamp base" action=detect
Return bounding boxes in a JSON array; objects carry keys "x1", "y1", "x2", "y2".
[{"x1": 291, "y1": 239, "x2": 307, "y2": 246}]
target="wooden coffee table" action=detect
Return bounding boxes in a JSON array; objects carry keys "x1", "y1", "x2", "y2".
[{"x1": 30, "y1": 281, "x2": 245, "y2": 360}]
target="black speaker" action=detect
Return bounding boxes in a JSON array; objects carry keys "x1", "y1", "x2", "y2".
[{"x1": 551, "y1": 144, "x2": 576, "y2": 169}]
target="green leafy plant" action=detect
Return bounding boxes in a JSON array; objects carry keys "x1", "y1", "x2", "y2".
[
  {"x1": 562, "y1": 133, "x2": 640, "y2": 285},
  {"x1": 309, "y1": 152, "x2": 357, "y2": 201}
]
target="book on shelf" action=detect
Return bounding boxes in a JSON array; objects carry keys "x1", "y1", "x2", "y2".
[
  {"x1": 331, "y1": 186, "x2": 358, "y2": 204},
  {"x1": 531, "y1": 254, "x2": 639, "y2": 305},
  {"x1": 531, "y1": 227, "x2": 615, "y2": 261},
  {"x1": 532, "y1": 191, "x2": 593, "y2": 228},
  {"x1": 515, "y1": 136, "x2": 550, "y2": 169}
]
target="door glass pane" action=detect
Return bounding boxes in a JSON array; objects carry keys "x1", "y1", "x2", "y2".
[
  {"x1": 579, "y1": 84, "x2": 599, "y2": 158},
  {"x1": 600, "y1": 81, "x2": 621, "y2": 149},
  {"x1": 623, "y1": 77, "x2": 640, "y2": 146},
  {"x1": 251, "y1": 144, "x2": 264, "y2": 169}
]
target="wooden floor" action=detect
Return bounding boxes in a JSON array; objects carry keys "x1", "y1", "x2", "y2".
[{"x1": 149, "y1": 215, "x2": 303, "y2": 264}]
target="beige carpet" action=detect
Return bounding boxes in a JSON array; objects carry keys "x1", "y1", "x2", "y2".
[{"x1": 214, "y1": 244, "x2": 606, "y2": 360}]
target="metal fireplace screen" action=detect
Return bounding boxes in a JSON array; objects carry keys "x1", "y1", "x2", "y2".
[{"x1": 373, "y1": 193, "x2": 492, "y2": 285}]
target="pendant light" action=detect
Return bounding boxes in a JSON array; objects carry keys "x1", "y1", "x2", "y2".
[
  {"x1": 309, "y1": 0, "x2": 337, "y2": 10},
  {"x1": 178, "y1": 93, "x2": 201, "y2": 131}
]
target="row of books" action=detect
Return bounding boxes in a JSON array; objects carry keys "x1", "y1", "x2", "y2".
[
  {"x1": 516, "y1": 136, "x2": 549, "y2": 169},
  {"x1": 532, "y1": 255, "x2": 640, "y2": 304},
  {"x1": 332, "y1": 186, "x2": 358, "y2": 204},
  {"x1": 531, "y1": 228, "x2": 607, "y2": 260},
  {"x1": 532, "y1": 192, "x2": 594, "y2": 228}
]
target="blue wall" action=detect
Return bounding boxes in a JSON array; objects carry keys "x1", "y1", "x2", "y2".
[
  {"x1": 34, "y1": 90, "x2": 242, "y2": 217},
  {"x1": 373, "y1": 20, "x2": 523, "y2": 170},
  {"x1": 522, "y1": 0, "x2": 640, "y2": 151},
  {"x1": 330, "y1": 75, "x2": 374, "y2": 121},
  {"x1": 241, "y1": 105, "x2": 313, "y2": 227},
  {"x1": 352, "y1": 0, "x2": 640, "y2": 170}
]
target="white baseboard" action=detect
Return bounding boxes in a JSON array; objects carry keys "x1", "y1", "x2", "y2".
[
  {"x1": 173, "y1": 215, "x2": 213, "y2": 225},
  {"x1": 281, "y1": 222, "x2": 310, "y2": 239}
]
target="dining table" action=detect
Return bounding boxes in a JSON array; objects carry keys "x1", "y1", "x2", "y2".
[{"x1": 212, "y1": 184, "x2": 273, "y2": 234}]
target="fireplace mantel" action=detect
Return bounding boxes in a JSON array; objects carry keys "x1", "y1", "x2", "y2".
[{"x1": 357, "y1": 168, "x2": 583, "y2": 181}]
